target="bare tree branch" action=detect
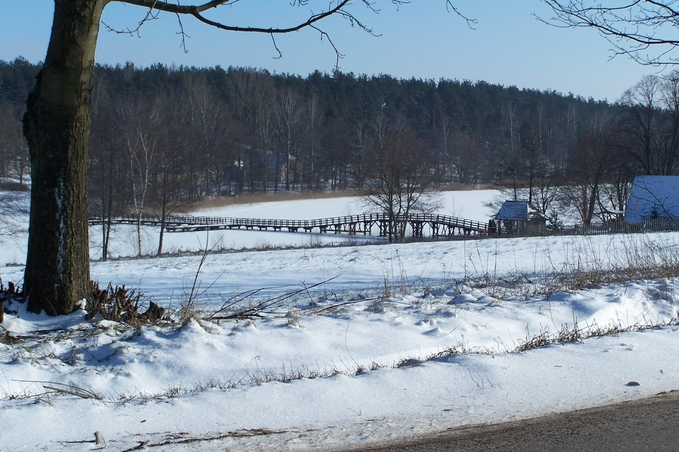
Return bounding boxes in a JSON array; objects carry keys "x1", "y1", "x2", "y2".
[
  {"x1": 446, "y1": 0, "x2": 478, "y2": 29},
  {"x1": 541, "y1": 0, "x2": 679, "y2": 65},
  {"x1": 107, "y1": 1, "x2": 471, "y2": 67},
  {"x1": 113, "y1": 0, "x2": 354, "y2": 33}
]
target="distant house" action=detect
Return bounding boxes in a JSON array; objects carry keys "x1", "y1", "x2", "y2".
[
  {"x1": 624, "y1": 176, "x2": 679, "y2": 224},
  {"x1": 492, "y1": 201, "x2": 546, "y2": 234}
]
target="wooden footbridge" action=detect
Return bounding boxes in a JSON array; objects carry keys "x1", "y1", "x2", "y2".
[{"x1": 89, "y1": 213, "x2": 488, "y2": 239}]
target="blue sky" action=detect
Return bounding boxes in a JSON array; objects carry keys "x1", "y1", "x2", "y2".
[{"x1": 1, "y1": 1, "x2": 658, "y2": 101}]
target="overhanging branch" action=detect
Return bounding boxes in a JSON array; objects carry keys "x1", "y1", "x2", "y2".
[
  {"x1": 114, "y1": 0, "x2": 354, "y2": 33},
  {"x1": 108, "y1": 1, "x2": 472, "y2": 68},
  {"x1": 542, "y1": 0, "x2": 679, "y2": 65}
]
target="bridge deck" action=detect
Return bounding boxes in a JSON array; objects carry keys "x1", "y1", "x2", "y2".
[{"x1": 89, "y1": 213, "x2": 488, "y2": 238}]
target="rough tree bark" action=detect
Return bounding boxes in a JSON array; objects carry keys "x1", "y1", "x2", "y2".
[{"x1": 22, "y1": 0, "x2": 108, "y2": 314}]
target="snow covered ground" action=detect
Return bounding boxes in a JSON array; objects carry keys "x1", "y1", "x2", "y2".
[{"x1": 1, "y1": 189, "x2": 679, "y2": 451}]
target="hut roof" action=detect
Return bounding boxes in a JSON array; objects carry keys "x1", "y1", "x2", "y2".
[{"x1": 495, "y1": 201, "x2": 528, "y2": 221}]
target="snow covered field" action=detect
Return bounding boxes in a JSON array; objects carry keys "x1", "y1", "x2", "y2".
[{"x1": 1, "y1": 189, "x2": 679, "y2": 451}]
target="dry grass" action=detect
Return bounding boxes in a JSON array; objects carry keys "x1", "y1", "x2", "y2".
[
  {"x1": 186, "y1": 185, "x2": 485, "y2": 212},
  {"x1": 438, "y1": 183, "x2": 495, "y2": 192},
  {"x1": 86, "y1": 282, "x2": 167, "y2": 326},
  {"x1": 191, "y1": 189, "x2": 360, "y2": 211},
  {"x1": 450, "y1": 235, "x2": 679, "y2": 302},
  {"x1": 514, "y1": 315, "x2": 679, "y2": 353}
]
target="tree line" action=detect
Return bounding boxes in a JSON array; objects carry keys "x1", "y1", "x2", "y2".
[{"x1": 3, "y1": 58, "x2": 679, "y2": 233}]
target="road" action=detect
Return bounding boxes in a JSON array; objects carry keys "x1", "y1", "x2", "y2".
[{"x1": 347, "y1": 390, "x2": 679, "y2": 451}]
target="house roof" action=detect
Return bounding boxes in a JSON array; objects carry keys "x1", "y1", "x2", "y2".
[
  {"x1": 624, "y1": 175, "x2": 679, "y2": 223},
  {"x1": 495, "y1": 201, "x2": 528, "y2": 221}
]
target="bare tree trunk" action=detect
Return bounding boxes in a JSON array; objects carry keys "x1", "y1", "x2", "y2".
[
  {"x1": 157, "y1": 171, "x2": 168, "y2": 256},
  {"x1": 276, "y1": 89, "x2": 301, "y2": 192},
  {"x1": 102, "y1": 148, "x2": 114, "y2": 261},
  {"x1": 22, "y1": 0, "x2": 107, "y2": 315}
]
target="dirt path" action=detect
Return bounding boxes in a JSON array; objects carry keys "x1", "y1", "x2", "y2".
[{"x1": 347, "y1": 390, "x2": 679, "y2": 451}]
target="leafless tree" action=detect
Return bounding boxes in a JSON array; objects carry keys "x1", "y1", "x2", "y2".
[
  {"x1": 252, "y1": 81, "x2": 276, "y2": 191},
  {"x1": 225, "y1": 69, "x2": 275, "y2": 193},
  {"x1": 436, "y1": 114, "x2": 454, "y2": 183},
  {"x1": 543, "y1": 0, "x2": 679, "y2": 65},
  {"x1": 520, "y1": 104, "x2": 554, "y2": 207},
  {"x1": 224, "y1": 68, "x2": 257, "y2": 195},
  {"x1": 616, "y1": 72, "x2": 679, "y2": 175},
  {"x1": 620, "y1": 75, "x2": 665, "y2": 174},
  {"x1": 496, "y1": 101, "x2": 526, "y2": 200},
  {"x1": 152, "y1": 94, "x2": 190, "y2": 256},
  {"x1": 350, "y1": 120, "x2": 372, "y2": 190},
  {"x1": 89, "y1": 75, "x2": 121, "y2": 261},
  {"x1": 563, "y1": 121, "x2": 618, "y2": 225},
  {"x1": 0, "y1": 102, "x2": 29, "y2": 184},
  {"x1": 450, "y1": 131, "x2": 485, "y2": 185},
  {"x1": 362, "y1": 118, "x2": 440, "y2": 242},
  {"x1": 659, "y1": 70, "x2": 679, "y2": 174},
  {"x1": 302, "y1": 94, "x2": 324, "y2": 190},
  {"x1": 185, "y1": 75, "x2": 227, "y2": 197},
  {"x1": 276, "y1": 88, "x2": 302, "y2": 191},
  {"x1": 115, "y1": 95, "x2": 160, "y2": 257}
]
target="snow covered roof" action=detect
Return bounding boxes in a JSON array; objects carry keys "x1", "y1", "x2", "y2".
[
  {"x1": 624, "y1": 176, "x2": 679, "y2": 224},
  {"x1": 495, "y1": 200, "x2": 528, "y2": 221}
]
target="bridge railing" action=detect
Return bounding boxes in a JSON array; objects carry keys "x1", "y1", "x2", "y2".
[
  {"x1": 88, "y1": 212, "x2": 679, "y2": 241},
  {"x1": 90, "y1": 212, "x2": 489, "y2": 234}
]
